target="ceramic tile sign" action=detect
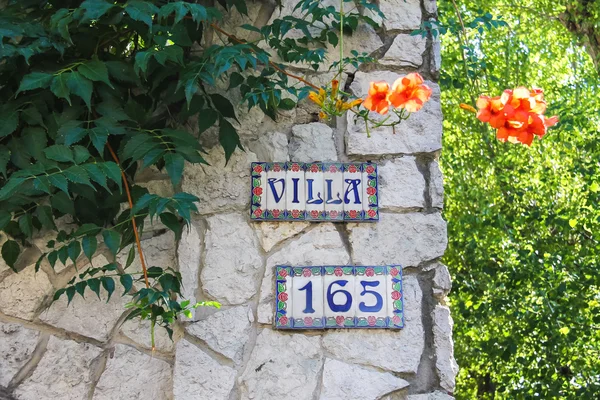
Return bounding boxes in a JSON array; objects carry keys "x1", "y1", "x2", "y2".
[
  {"x1": 250, "y1": 162, "x2": 378, "y2": 222},
  {"x1": 274, "y1": 265, "x2": 404, "y2": 330}
]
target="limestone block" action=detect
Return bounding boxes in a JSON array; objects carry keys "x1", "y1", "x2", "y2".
[
  {"x1": 252, "y1": 221, "x2": 310, "y2": 253},
  {"x1": 290, "y1": 123, "x2": 338, "y2": 162},
  {"x1": 407, "y1": 392, "x2": 455, "y2": 400},
  {"x1": 93, "y1": 344, "x2": 172, "y2": 400},
  {"x1": 202, "y1": 213, "x2": 263, "y2": 305},
  {"x1": 257, "y1": 224, "x2": 350, "y2": 324},
  {"x1": 379, "y1": 157, "x2": 426, "y2": 209},
  {"x1": 178, "y1": 224, "x2": 202, "y2": 321},
  {"x1": 430, "y1": 160, "x2": 444, "y2": 209},
  {"x1": 432, "y1": 263, "x2": 452, "y2": 299},
  {"x1": 238, "y1": 329, "x2": 323, "y2": 400},
  {"x1": 320, "y1": 358, "x2": 409, "y2": 400},
  {"x1": 173, "y1": 339, "x2": 236, "y2": 400},
  {"x1": 14, "y1": 336, "x2": 101, "y2": 400},
  {"x1": 119, "y1": 319, "x2": 175, "y2": 353},
  {"x1": 322, "y1": 275, "x2": 423, "y2": 374},
  {"x1": 118, "y1": 232, "x2": 176, "y2": 276},
  {"x1": 433, "y1": 305, "x2": 459, "y2": 393},
  {"x1": 380, "y1": 34, "x2": 427, "y2": 67},
  {"x1": 431, "y1": 38, "x2": 442, "y2": 76},
  {"x1": 0, "y1": 265, "x2": 54, "y2": 320},
  {"x1": 348, "y1": 212, "x2": 447, "y2": 267},
  {"x1": 325, "y1": 24, "x2": 384, "y2": 63},
  {"x1": 182, "y1": 146, "x2": 258, "y2": 215},
  {"x1": 424, "y1": 0, "x2": 438, "y2": 15},
  {"x1": 186, "y1": 305, "x2": 253, "y2": 363},
  {"x1": 39, "y1": 287, "x2": 127, "y2": 342},
  {"x1": 379, "y1": 0, "x2": 422, "y2": 30},
  {"x1": 251, "y1": 131, "x2": 290, "y2": 163},
  {"x1": 346, "y1": 72, "x2": 442, "y2": 156},
  {"x1": 0, "y1": 322, "x2": 40, "y2": 387}
]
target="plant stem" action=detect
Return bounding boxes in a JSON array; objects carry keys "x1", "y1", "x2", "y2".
[{"x1": 105, "y1": 142, "x2": 150, "y2": 289}]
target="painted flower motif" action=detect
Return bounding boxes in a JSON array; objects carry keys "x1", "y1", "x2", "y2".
[
  {"x1": 367, "y1": 209, "x2": 377, "y2": 218},
  {"x1": 391, "y1": 291, "x2": 401, "y2": 300},
  {"x1": 365, "y1": 267, "x2": 375, "y2": 277},
  {"x1": 336, "y1": 315, "x2": 345, "y2": 326},
  {"x1": 363, "y1": 81, "x2": 391, "y2": 115},
  {"x1": 334, "y1": 267, "x2": 343, "y2": 277},
  {"x1": 389, "y1": 267, "x2": 399, "y2": 276},
  {"x1": 367, "y1": 316, "x2": 377, "y2": 326},
  {"x1": 329, "y1": 210, "x2": 339, "y2": 219},
  {"x1": 278, "y1": 269, "x2": 288, "y2": 278},
  {"x1": 310, "y1": 164, "x2": 319, "y2": 173},
  {"x1": 388, "y1": 72, "x2": 432, "y2": 113},
  {"x1": 278, "y1": 292, "x2": 288, "y2": 302},
  {"x1": 304, "y1": 317, "x2": 313, "y2": 326},
  {"x1": 303, "y1": 268, "x2": 312, "y2": 277},
  {"x1": 329, "y1": 165, "x2": 338, "y2": 173},
  {"x1": 253, "y1": 187, "x2": 263, "y2": 196},
  {"x1": 347, "y1": 165, "x2": 358, "y2": 173},
  {"x1": 272, "y1": 164, "x2": 282, "y2": 172},
  {"x1": 365, "y1": 165, "x2": 375, "y2": 174},
  {"x1": 279, "y1": 316, "x2": 288, "y2": 326},
  {"x1": 253, "y1": 165, "x2": 263, "y2": 173},
  {"x1": 291, "y1": 163, "x2": 300, "y2": 172},
  {"x1": 310, "y1": 210, "x2": 320, "y2": 219},
  {"x1": 271, "y1": 209, "x2": 281, "y2": 218},
  {"x1": 348, "y1": 210, "x2": 358, "y2": 219},
  {"x1": 392, "y1": 315, "x2": 401, "y2": 325},
  {"x1": 253, "y1": 208, "x2": 263, "y2": 218},
  {"x1": 290, "y1": 209, "x2": 301, "y2": 219},
  {"x1": 366, "y1": 187, "x2": 376, "y2": 195}
]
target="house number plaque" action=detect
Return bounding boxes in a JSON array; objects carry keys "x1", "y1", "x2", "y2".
[
  {"x1": 274, "y1": 265, "x2": 404, "y2": 330},
  {"x1": 250, "y1": 162, "x2": 379, "y2": 222}
]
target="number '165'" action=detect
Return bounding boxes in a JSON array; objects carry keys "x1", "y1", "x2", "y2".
[{"x1": 298, "y1": 280, "x2": 383, "y2": 313}]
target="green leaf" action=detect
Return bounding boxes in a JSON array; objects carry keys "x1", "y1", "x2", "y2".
[
  {"x1": 17, "y1": 72, "x2": 54, "y2": 94},
  {"x1": 82, "y1": 235, "x2": 97, "y2": 262},
  {"x1": 124, "y1": 245, "x2": 136, "y2": 269},
  {"x1": 0, "y1": 177, "x2": 25, "y2": 200},
  {"x1": 36, "y1": 206, "x2": 56, "y2": 230},
  {"x1": 160, "y1": 212, "x2": 182, "y2": 240},
  {"x1": 102, "y1": 162, "x2": 122, "y2": 190},
  {"x1": 75, "y1": 281, "x2": 87, "y2": 297},
  {"x1": 2, "y1": 240, "x2": 20, "y2": 271},
  {"x1": 211, "y1": 94, "x2": 238, "y2": 121},
  {"x1": 197, "y1": 109, "x2": 218, "y2": 134},
  {"x1": 80, "y1": 0, "x2": 115, "y2": 20},
  {"x1": 102, "y1": 230, "x2": 120, "y2": 256},
  {"x1": 78, "y1": 58, "x2": 113, "y2": 88},
  {"x1": 88, "y1": 278, "x2": 101, "y2": 298},
  {"x1": 164, "y1": 152, "x2": 185, "y2": 185},
  {"x1": 0, "y1": 210, "x2": 11, "y2": 230},
  {"x1": 53, "y1": 288, "x2": 66, "y2": 301},
  {"x1": 68, "y1": 241, "x2": 81, "y2": 265},
  {"x1": 125, "y1": 1, "x2": 159, "y2": 28},
  {"x1": 89, "y1": 127, "x2": 108, "y2": 153},
  {"x1": 0, "y1": 107, "x2": 19, "y2": 138},
  {"x1": 51, "y1": 191, "x2": 75, "y2": 215},
  {"x1": 50, "y1": 74, "x2": 72, "y2": 105},
  {"x1": 18, "y1": 214, "x2": 33, "y2": 238},
  {"x1": 85, "y1": 164, "x2": 109, "y2": 191},
  {"x1": 279, "y1": 98, "x2": 296, "y2": 110},
  {"x1": 44, "y1": 144, "x2": 74, "y2": 163},
  {"x1": 101, "y1": 276, "x2": 115, "y2": 301},
  {"x1": 49, "y1": 174, "x2": 70, "y2": 194},
  {"x1": 73, "y1": 146, "x2": 91, "y2": 164},
  {"x1": 48, "y1": 251, "x2": 58, "y2": 269},
  {"x1": 134, "y1": 51, "x2": 153, "y2": 75},
  {"x1": 218, "y1": 117, "x2": 242, "y2": 163},
  {"x1": 66, "y1": 72, "x2": 93, "y2": 110},
  {"x1": 229, "y1": 72, "x2": 245, "y2": 89},
  {"x1": 120, "y1": 274, "x2": 133, "y2": 295},
  {"x1": 0, "y1": 145, "x2": 11, "y2": 178},
  {"x1": 66, "y1": 286, "x2": 76, "y2": 304}
]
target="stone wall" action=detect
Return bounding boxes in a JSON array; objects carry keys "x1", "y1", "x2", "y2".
[{"x1": 0, "y1": 0, "x2": 458, "y2": 399}]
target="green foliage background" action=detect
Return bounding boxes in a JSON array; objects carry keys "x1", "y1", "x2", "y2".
[{"x1": 438, "y1": 0, "x2": 600, "y2": 397}]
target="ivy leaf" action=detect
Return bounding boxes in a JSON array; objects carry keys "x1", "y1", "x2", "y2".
[
  {"x1": 80, "y1": 0, "x2": 115, "y2": 21},
  {"x1": 78, "y1": 58, "x2": 113, "y2": 88},
  {"x1": 82, "y1": 235, "x2": 97, "y2": 262},
  {"x1": 164, "y1": 152, "x2": 185, "y2": 185},
  {"x1": 101, "y1": 276, "x2": 115, "y2": 301},
  {"x1": 2, "y1": 240, "x2": 20, "y2": 271},
  {"x1": 44, "y1": 144, "x2": 74, "y2": 163},
  {"x1": 125, "y1": 1, "x2": 159, "y2": 28},
  {"x1": 120, "y1": 274, "x2": 133, "y2": 295},
  {"x1": 17, "y1": 72, "x2": 54, "y2": 94},
  {"x1": 50, "y1": 74, "x2": 72, "y2": 105},
  {"x1": 66, "y1": 72, "x2": 93, "y2": 110},
  {"x1": 218, "y1": 117, "x2": 242, "y2": 163},
  {"x1": 102, "y1": 230, "x2": 120, "y2": 256}
]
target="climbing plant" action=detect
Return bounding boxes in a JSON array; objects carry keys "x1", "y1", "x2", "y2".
[{"x1": 0, "y1": 0, "x2": 387, "y2": 342}]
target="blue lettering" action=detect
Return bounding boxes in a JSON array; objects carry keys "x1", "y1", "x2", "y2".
[
  {"x1": 306, "y1": 179, "x2": 323, "y2": 204},
  {"x1": 298, "y1": 281, "x2": 315, "y2": 313},
  {"x1": 344, "y1": 179, "x2": 362, "y2": 204},
  {"x1": 291, "y1": 178, "x2": 300, "y2": 203},
  {"x1": 325, "y1": 179, "x2": 343, "y2": 204},
  {"x1": 326, "y1": 280, "x2": 352, "y2": 312},
  {"x1": 358, "y1": 281, "x2": 383, "y2": 313},
  {"x1": 267, "y1": 178, "x2": 285, "y2": 203}
]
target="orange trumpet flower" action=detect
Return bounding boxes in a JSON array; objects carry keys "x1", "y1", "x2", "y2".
[
  {"x1": 363, "y1": 81, "x2": 391, "y2": 115},
  {"x1": 388, "y1": 72, "x2": 432, "y2": 113}
]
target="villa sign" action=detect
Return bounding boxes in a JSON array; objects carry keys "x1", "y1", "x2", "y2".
[{"x1": 250, "y1": 162, "x2": 379, "y2": 222}]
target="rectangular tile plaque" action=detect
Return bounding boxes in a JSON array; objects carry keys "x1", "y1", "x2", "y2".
[
  {"x1": 274, "y1": 265, "x2": 404, "y2": 329},
  {"x1": 251, "y1": 162, "x2": 378, "y2": 222}
]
